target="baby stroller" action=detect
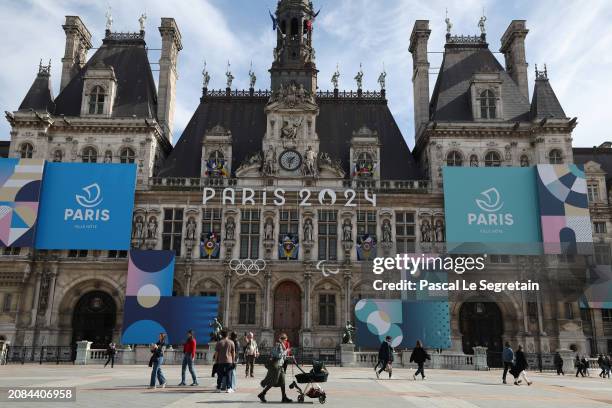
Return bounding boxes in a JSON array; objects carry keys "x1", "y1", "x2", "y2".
[{"x1": 288, "y1": 360, "x2": 328, "y2": 404}]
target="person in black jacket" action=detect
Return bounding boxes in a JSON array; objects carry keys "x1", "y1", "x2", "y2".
[
  {"x1": 409, "y1": 340, "x2": 430, "y2": 380},
  {"x1": 511, "y1": 345, "x2": 531, "y2": 386},
  {"x1": 554, "y1": 352, "x2": 564, "y2": 375},
  {"x1": 149, "y1": 333, "x2": 167, "y2": 389},
  {"x1": 104, "y1": 342, "x2": 116, "y2": 368},
  {"x1": 375, "y1": 336, "x2": 394, "y2": 379}
]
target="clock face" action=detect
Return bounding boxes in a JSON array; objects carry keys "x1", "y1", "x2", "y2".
[{"x1": 279, "y1": 149, "x2": 302, "y2": 171}]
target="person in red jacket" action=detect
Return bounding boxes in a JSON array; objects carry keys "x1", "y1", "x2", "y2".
[
  {"x1": 178, "y1": 329, "x2": 198, "y2": 386},
  {"x1": 281, "y1": 336, "x2": 292, "y2": 373}
]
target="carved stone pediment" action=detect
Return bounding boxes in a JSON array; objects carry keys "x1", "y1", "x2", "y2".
[
  {"x1": 318, "y1": 152, "x2": 345, "y2": 178},
  {"x1": 235, "y1": 151, "x2": 262, "y2": 177},
  {"x1": 265, "y1": 82, "x2": 318, "y2": 113}
]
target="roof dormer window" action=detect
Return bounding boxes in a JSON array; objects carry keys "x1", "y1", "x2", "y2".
[
  {"x1": 479, "y1": 90, "x2": 497, "y2": 119},
  {"x1": 88, "y1": 86, "x2": 105, "y2": 115}
]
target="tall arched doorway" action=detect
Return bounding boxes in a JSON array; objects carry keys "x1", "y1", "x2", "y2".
[
  {"x1": 273, "y1": 281, "x2": 301, "y2": 346},
  {"x1": 71, "y1": 291, "x2": 116, "y2": 349},
  {"x1": 459, "y1": 301, "x2": 503, "y2": 354}
]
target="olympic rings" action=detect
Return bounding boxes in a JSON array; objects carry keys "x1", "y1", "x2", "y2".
[{"x1": 229, "y1": 259, "x2": 266, "y2": 276}]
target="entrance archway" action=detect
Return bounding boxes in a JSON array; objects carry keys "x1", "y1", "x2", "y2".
[
  {"x1": 71, "y1": 291, "x2": 116, "y2": 349},
  {"x1": 459, "y1": 301, "x2": 503, "y2": 354},
  {"x1": 273, "y1": 281, "x2": 302, "y2": 346}
]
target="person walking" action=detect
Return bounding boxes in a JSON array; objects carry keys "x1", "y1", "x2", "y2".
[
  {"x1": 258, "y1": 333, "x2": 292, "y2": 403},
  {"x1": 409, "y1": 340, "x2": 430, "y2": 380},
  {"x1": 229, "y1": 331, "x2": 241, "y2": 392},
  {"x1": 554, "y1": 352, "x2": 564, "y2": 375},
  {"x1": 581, "y1": 356, "x2": 590, "y2": 376},
  {"x1": 375, "y1": 336, "x2": 394, "y2": 379},
  {"x1": 281, "y1": 335, "x2": 292, "y2": 373},
  {"x1": 104, "y1": 342, "x2": 116, "y2": 368},
  {"x1": 149, "y1": 333, "x2": 167, "y2": 389},
  {"x1": 502, "y1": 342, "x2": 514, "y2": 384},
  {"x1": 604, "y1": 355, "x2": 611, "y2": 378},
  {"x1": 213, "y1": 329, "x2": 235, "y2": 393},
  {"x1": 244, "y1": 332, "x2": 259, "y2": 378},
  {"x1": 510, "y1": 345, "x2": 531, "y2": 386},
  {"x1": 178, "y1": 329, "x2": 198, "y2": 386},
  {"x1": 598, "y1": 354, "x2": 606, "y2": 378},
  {"x1": 575, "y1": 355, "x2": 584, "y2": 377}
]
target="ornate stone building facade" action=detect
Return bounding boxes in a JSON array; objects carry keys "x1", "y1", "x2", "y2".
[{"x1": 1, "y1": 1, "x2": 612, "y2": 357}]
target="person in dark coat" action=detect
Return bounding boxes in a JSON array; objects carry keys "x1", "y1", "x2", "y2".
[
  {"x1": 409, "y1": 340, "x2": 430, "y2": 380},
  {"x1": 258, "y1": 333, "x2": 292, "y2": 403},
  {"x1": 598, "y1": 354, "x2": 606, "y2": 377},
  {"x1": 510, "y1": 345, "x2": 531, "y2": 386},
  {"x1": 575, "y1": 355, "x2": 585, "y2": 377},
  {"x1": 554, "y1": 352, "x2": 564, "y2": 375},
  {"x1": 375, "y1": 336, "x2": 394, "y2": 379},
  {"x1": 502, "y1": 342, "x2": 514, "y2": 384},
  {"x1": 581, "y1": 357, "x2": 590, "y2": 376},
  {"x1": 104, "y1": 342, "x2": 116, "y2": 368},
  {"x1": 604, "y1": 355, "x2": 611, "y2": 378}
]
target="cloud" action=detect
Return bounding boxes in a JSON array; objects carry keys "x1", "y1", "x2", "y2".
[{"x1": 0, "y1": 0, "x2": 610, "y2": 150}]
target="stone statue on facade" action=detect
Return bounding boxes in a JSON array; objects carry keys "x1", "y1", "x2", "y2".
[
  {"x1": 186, "y1": 217, "x2": 197, "y2": 241},
  {"x1": 382, "y1": 219, "x2": 392, "y2": 243},
  {"x1": 147, "y1": 216, "x2": 158, "y2": 239},
  {"x1": 420, "y1": 219, "x2": 432, "y2": 242},
  {"x1": 331, "y1": 64, "x2": 340, "y2": 89},
  {"x1": 105, "y1": 7, "x2": 113, "y2": 31},
  {"x1": 225, "y1": 62, "x2": 234, "y2": 88},
  {"x1": 470, "y1": 155, "x2": 479, "y2": 167},
  {"x1": 520, "y1": 155, "x2": 529, "y2": 167},
  {"x1": 264, "y1": 218, "x2": 274, "y2": 241},
  {"x1": 132, "y1": 216, "x2": 144, "y2": 239},
  {"x1": 202, "y1": 62, "x2": 211, "y2": 89},
  {"x1": 103, "y1": 151, "x2": 112, "y2": 163},
  {"x1": 281, "y1": 117, "x2": 303, "y2": 140},
  {"x1": 377, "y1": 67, "x2": 386, "y2": 91},
  {"x1": 354, "y1": 64, "x2": 364, "y2": 90},
  {"x1": 342, "y1": 321, "x2": 356, "y2": 344},
  {"x1": 225, "y1": 217, "x2": 235, "y2": 241},
  {"x1": 445, "y1": 9, "x2": 452, "y2": 34},
  {"x1": 434, "y1": 219, "x2": 445, "y2": 242},
  {"x1": 342, "y1": 219, "x2": 353, "y2": 242},
  {"x1": 209, "y1": 317, "x2": 223, "y2": 341},
  {"x1": 138, "y1": 13, "x2": 147, "y2": 31},
  {"x1": 248, "y1": 64, "x2": 257, "y2": 89},
  {"x1": 303, "y1": 218, "x2": 313, "y2": 242},
  {"x1": 303, "y1": 146, "x2": 317, "y2": 176},
  {"x1": 478, "y1": 15, "x2": 487, "y2": 35},
  {"x1": 262, "y1": 146, "x2": 277, "y2": 176}
]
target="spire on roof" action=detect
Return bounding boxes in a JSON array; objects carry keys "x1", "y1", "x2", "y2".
[
  {"x1": 535, "y1": 63, "x2": 548, "y2": 80},
  {"x1": 531, "y1": 64, "x2": 567, "y2": 120},
  {"x1": 19, "y1": 60, "x2": 54, "y2": 112},
  {"x1": 445, "y1": 8, "x2": 452, "y2": 39},
  {"x1": 38, "y1": 59, "x2": 51, "y2": 76}
]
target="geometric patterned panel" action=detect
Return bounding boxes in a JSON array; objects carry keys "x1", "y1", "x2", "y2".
[
  {"x1": 0, "y1": 158, "x2": 44, "y2": 248},
  {"x1": 536, "y1": 164, "x2": 593, "y2": 254}
]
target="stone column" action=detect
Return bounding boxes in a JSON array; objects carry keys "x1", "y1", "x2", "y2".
[
  {"x1": 184, "y1": 264, "x2": 192, "y2": 296},
  {"x1": 44, "y1": 265, "x2": 59, "y2": 327},
  {"x1": 223, "y1": 270, "x2": 231, "y2": 326},
  {"x1": 303, "y1": 271, "x2": 312, "y2": 330},
  {"x1": 30, "y1": 268, "x2": 42, "y2": 328},
  {"x1": 344, "y1": 271, "x2": 352, "y2": 324},
  {"x1": 261, "y1": 271, "x2": 274, "y2": 347}
]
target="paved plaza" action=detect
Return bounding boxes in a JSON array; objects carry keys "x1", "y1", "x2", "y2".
[{"x1": 0, "y1": 364, "x2": 611, "y2": 407}]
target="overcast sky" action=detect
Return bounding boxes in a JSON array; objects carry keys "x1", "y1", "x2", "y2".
[{"x1": 1, "y1": 0, "x2": 611, "y2": 148}]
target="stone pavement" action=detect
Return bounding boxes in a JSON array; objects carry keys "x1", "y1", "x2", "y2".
[{"x1": 0, "y1": 364, "x2": 611, "y2": 408}]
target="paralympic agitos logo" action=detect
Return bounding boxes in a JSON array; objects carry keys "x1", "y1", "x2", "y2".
[
  {"x1": 467, "y1": 187, "x2": 514, "y2": 226},
  {"x1": 64, "y1": 183, "x2": 110, "y2": 222}
]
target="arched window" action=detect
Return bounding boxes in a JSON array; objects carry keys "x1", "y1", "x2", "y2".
[
  {"x1": 549, "y1": 149, "x2": 563, "y2": 164},
  {"x1": 484, "y1": 151, "x2": 501, "y2": 167},
  {"x1": 88, "y1": 86, "x2": 105, "y2": 115},
  {"x1": 469, "y1": 154, "x2": 479, "y2": 167},
  {"x1": 520, "y1": 155, "x2": 529, "y2": 167},
  {"x1": 82, "y1": 147, "x2": 98, "y2": 163},
  {"x1": 19, "y1": 142, "x2": 34, "y2": 158},
  {"x1": 209, "y1": 150, "x2": 224, "y2": 162},
  {"x1": 119, "y1": 147, "x2": 136, "y2": 164},
  {"x1": 52, "y1": 149, "x2": 63, "y2": 162},
  {"x1": 446, "y1": 151, "x2": 463, "y2": 167},
  {"x1": 479, "y1": 89, "x2": 496, "y2": 119}
]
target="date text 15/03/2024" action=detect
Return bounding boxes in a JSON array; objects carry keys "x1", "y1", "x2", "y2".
[
  {"x1": 202, "y1": 187, "x2": 376, "y2": 207},
  {"x1": 373, "y1": 279, "x2": 540, "y2": 293}
]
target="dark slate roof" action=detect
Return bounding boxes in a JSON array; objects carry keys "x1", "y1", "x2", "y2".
[
  {"x1": 19, "y1": 71, "x2": 54, "y2": 112},
  {"x1": 159, "y1": 95, "x2": 422, "y2": 180},
  {"x1": 429, "y1": 42, "x2": 531, "y2": 122},
  {"x1": 53, "y1": 35, "x2": 157, "y2": 118},
  {"x1": 0, "y1": 141, "x2": 9, "y2": 158},
  {"x1": 530, "y1": 77, "x2": 566, "y2": 120}
]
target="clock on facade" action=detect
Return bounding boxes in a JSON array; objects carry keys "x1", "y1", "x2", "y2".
[{"x1": 279, "y1": 149, "x2": 302, "y2": 171}]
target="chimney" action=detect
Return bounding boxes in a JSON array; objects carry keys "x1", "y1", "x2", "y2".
[
  {"x1": 60, "y1": 16, "x2": 92, "y2": 92},
  {"x1": 409, "y1": 20, "x2": 431, "y2": 139},
  {"x1": 157, "y1": 18, "x2": 182, "y2": 143},
  {"x1": 500, "y1": 20, "x2": 529, "y2": 100}
]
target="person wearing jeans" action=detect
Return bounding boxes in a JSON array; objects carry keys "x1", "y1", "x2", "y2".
[
  {"x1": 502, "y1": 342, "x2": 514, "y2": 384},
  {"x1": 244, "y1": 332, "x2": 259, "y2": 378},
  {"x1": 375, "y1": 336, "x2": 394, "y2": 379},
  {"x1": 213, "y1": 330, "x2": 235, "y2": 393},
  {"x1": 178, "y1": 330, "x2": 198, "y2": 386},
  {"x1": 149, "y1": 333, "x2": 167, "y2": 389},
  {"x1": 409, "y1": 340, "x2": 430, "y2": 380}
]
